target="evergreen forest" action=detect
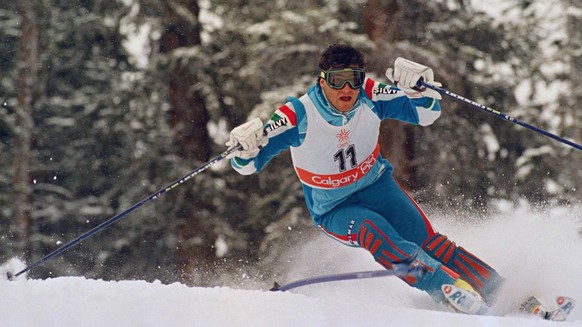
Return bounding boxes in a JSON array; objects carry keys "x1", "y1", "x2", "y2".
[{"x1": 1, "y1": 0, "x2": 581, "y2": 285}]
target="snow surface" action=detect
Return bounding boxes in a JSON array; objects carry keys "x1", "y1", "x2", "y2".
[{"x1": 1, "y1": 203, "x2": 581, "y2": 326}]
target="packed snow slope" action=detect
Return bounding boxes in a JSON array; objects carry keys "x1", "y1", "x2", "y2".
[{"x1": 1, "y1": 203, "x2": 581, "y2": 326}]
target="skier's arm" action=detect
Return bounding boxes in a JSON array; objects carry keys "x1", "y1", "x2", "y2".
[
  {"x1": 230, "y1": 102, "x2": 303, "y2": 175},
  {"x1": 365, "y1": 77, "x2": 441, "y2": 126},
  {"x1": 364, "y1": 57, "x2": 442, "y2": 126}
]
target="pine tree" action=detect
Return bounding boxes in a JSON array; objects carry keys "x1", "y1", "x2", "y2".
[{"x1": 2, "y1": 0, "x2": 579, "y2": 284}]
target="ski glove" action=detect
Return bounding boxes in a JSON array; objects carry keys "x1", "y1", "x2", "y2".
[
  {"x1": 226, "y1": 117, "x2": 268, "y2": 159},
  {"x1": 386, "y1": 57, "x2": 442, "y2": 99}
]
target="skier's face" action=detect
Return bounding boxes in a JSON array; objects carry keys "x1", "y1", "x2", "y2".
[{"x1": 319, "y1": 67, "x2": 362, "y2": 113}]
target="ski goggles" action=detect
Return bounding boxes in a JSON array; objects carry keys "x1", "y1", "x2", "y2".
[{"x1": 320, "y1": 68, "x2": 366, "y2": 90}]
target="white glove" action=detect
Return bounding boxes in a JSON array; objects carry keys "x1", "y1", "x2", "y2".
[
  {"x1": 225, "y1": 118, "x2": 268, "y2": 159},
  {"x1": 386, "y1": 57, "x2": 442, "y2": 99}
]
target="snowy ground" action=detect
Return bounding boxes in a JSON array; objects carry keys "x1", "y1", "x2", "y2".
[{"x1": 1, "y1": 203, "x2": 581, "y2": 326}]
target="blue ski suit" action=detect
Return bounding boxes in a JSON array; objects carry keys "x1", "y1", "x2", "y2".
[{"x1": 231, "y1": 78, "x2": 503, "y2": 303}]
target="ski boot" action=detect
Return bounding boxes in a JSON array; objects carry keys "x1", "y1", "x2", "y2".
[{"x1": 441, "y1": 278, "x2": 489, "y2": 315}]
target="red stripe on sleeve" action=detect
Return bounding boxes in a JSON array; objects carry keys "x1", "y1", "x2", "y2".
[
  {"x1": 278, "y1": 104, "x2": 297, "y2": 126},
  {"x1": 364, "y1": 78, "x2": 376, "y2": 98}
]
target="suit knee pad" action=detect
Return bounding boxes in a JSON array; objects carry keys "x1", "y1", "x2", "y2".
[
  {"x1": 357, "y1": 220, "x2": 408, "y2": 270},
  {"x1": 423, "y1": 233, "x2": 504, "y2": 304},
  {"x1": 357, "y1": 220, "x2": 462, "y2": 299},
  {"x1": 357, "y1": 219, "x2": 438, "y2": 287}
]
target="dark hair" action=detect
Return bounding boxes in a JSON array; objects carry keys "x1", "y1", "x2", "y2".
[{"x1": 318, "y1": 44, "x2": 366, "y2": 71}]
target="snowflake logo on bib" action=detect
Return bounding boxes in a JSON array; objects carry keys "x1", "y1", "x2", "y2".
[{"x1": 336, "y1": 129, "x2": 351, "y2": 148}]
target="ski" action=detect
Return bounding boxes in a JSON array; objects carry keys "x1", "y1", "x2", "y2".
[
  {"x1": 441, "y1": 284, "x2": 490, "y2": 315},
  {"x1": 271, "y1": 251, "x2": 425, "y2": 292},
  {"x1": 520, "y1": 295, "x2": 576, "y2": 321}
]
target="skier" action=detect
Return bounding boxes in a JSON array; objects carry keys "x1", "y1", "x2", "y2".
[{"x1": 226, "y1": 44, "x2": 503, "y2": 309}]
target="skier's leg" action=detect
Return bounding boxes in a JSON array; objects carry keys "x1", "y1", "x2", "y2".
[
  {"x1": 319, "y1": 204, "x2": 459, "y2": 302},
  {"x1": 422, "y1": 233, "x2": 504, "y2": 305},
  {"x1": 358, "y1": 172, "x2": 503, "y2": 305},
  {"x1": 352, "y1": 172, "x2": 438, "y2": 247}
]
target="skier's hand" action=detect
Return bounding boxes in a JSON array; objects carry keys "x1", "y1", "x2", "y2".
[
  {"x1": 226, "y1": 118, "x2": 268, "y2": 159},
  {"x1": 386, "y1": 57, "x2": 442, "y2": 99}
]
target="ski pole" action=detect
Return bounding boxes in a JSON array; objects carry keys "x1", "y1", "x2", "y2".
[
  {"x1": 270, "y1": 250, "x2": 425, "y2": 292},
  {"x1": 270, "y1": 263, "x2": 425, "y2": 292},
  {"x1": 8, "y1": 145, "x2": 242, "y2": 280},
  {"x1": 418, "y1": 80, "x2": 582, "y2": 152}
]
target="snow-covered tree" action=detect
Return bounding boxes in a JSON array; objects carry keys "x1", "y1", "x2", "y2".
[{"x1": 2, "y1": 0, "x2": 580, "y2": 284}]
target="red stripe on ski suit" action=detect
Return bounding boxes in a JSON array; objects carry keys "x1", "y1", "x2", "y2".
[
  {"x1": 364, "y1": 78, "x2": 375, "y2": 98},
  {"x1": 278, "y1": 104, "x2": 297, "y2": 126},
  {"x1": 395, "y1": 181, "x2": 438, "y2": 242}
]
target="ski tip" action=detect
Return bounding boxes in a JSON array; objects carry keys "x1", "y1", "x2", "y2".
[
  {"x1": 521, "y1": 295, "x2": 576, "y2": 321},
  {"x1": 556, "y1": 296, "x2": 576, "y2": 316},
  {"x1": 556, "y1": 296, "x2": 576, "y2": 305}
]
